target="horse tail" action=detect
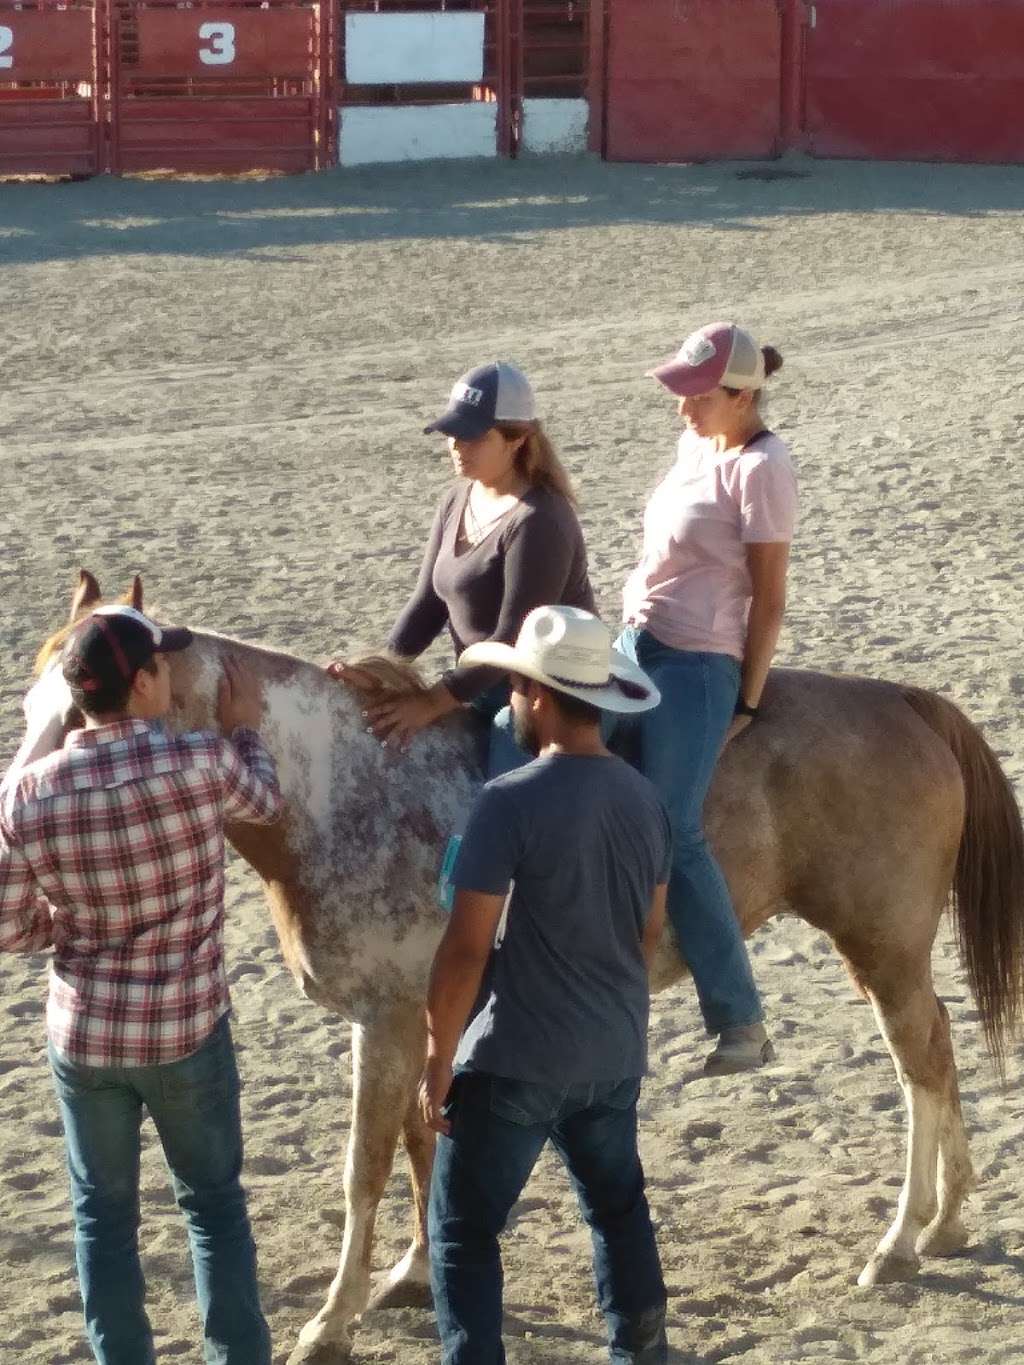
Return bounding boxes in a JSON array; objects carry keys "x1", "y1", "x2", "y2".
[{"x1": 903, "y1": 686, "x2": 1024, "y2": 1070}]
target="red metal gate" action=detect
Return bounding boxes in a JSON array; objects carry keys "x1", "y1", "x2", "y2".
[
  {"x1": 804, "y1": 0, "x2": 1024, "y2": 163},
  {"x1": 0, "y1": 0, "x2": 102, "y2": 176},
  {"x1": 109, "y1": 0, "x2": 334, "y2": 173},
  {"x1": 603, "y1": 0, "x2": 783, "y2": 162}
]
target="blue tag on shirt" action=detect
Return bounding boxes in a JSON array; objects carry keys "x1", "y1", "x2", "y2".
[{"x1": 438, "y1": 835, "x2": 462, "y2": 913}]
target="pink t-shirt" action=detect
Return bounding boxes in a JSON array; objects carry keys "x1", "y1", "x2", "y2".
[{"x1": 622, "y1": 429, "x2": 798, "y2": 660}]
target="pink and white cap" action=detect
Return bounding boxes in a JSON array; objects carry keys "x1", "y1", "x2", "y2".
[{"x1": 648, "y1": 322, "x2": 766, "y2": 397}]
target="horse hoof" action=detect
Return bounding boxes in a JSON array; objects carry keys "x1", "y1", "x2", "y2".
[
  {"x1": 368, "y1": 1276, "x2": 434, "y2": 1311},
  {"x1": 286, "y1": 1343, "x2": 352, "y2": 1365},
  {"x1": 857, "y1": 1250, "x2": 920, "y2": 1287},
  {"x1": 916, "y1": 1217, "x2": 969, "y2": 1257}
]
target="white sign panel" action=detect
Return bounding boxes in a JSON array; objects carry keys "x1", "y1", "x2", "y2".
[
  {"x1": 345, "y1": 13, "x2": 485, "y2": 86},
  {"x1": 340, "y1": 103, "x2": 497, "y2": 166},
  {"x1": 521, "y1": 99, "x2": 589, "y2": 155}
]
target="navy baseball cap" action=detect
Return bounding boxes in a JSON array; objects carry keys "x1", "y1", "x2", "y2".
[
  {"x1": 62, "y1": 606, "x2": 193, "y2": 695},
  {"x1": 424, "y1": 362, "x2": 537, "y2": 440}
]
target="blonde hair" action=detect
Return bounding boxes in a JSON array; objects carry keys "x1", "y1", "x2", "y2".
[{"x1": 496, "y1": 420, "x2": 578, "y2": 506}]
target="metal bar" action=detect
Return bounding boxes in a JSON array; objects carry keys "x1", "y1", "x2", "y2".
[
  {"x1": 106, "y1": 0, "x2": 121, "y2": 173},
  {"x1": 511, "y1": 0, "x2": 523, "y2": 155},
  {"x1": 779, "y1": 0, "x2": 805, "y2": 153},
  {"x1": 496, "y1": 0, "x2": 511, "y2": 156},
  {"x1": 586, "y1": 0, "x2": 603, "y2": 155}
]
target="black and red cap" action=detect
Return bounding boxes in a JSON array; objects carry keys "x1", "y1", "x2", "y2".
[{"x1": 62, "y1": 606, "x2": 193, "y2": 695}]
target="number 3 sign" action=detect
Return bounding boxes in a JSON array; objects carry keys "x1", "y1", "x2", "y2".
[{"x1": 198, "y1": 21, "x2": 235, "y2": 65}]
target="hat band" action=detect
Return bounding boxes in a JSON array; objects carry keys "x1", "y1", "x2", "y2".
[{"x1": 547, "y1": 670, "x2": 650, "y2": 701}]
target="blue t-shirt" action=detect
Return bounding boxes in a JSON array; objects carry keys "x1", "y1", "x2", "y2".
[{"x1": 452, "y1": 753, "x2": 671, "y2": 1086}]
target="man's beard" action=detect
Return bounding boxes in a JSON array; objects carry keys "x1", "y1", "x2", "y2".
[{"x1": 512, "y1": 709, "x2": 541, "y2": 757}]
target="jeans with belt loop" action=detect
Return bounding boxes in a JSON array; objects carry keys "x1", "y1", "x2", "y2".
[
  {"x1": 613, "y1": 626, "x2": 763, "y2": 1034},
  {"x1": 48, "y1": 1014, "x2": 271, "y2": 1365},
  {"x1": 429, "y1": 1071, "x2": 667, "y2": 1363}
]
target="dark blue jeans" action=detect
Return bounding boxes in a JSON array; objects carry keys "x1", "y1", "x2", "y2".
[
  {"x1": 614, "y1": 628, "x2": 763, "y2": 1035},
  {"x1": 429, "y1": 1071, "x2": 667, "y2": 1364},
  {"x1": 48, "y1": 1014, "x2": 271, "y2": 1365}
]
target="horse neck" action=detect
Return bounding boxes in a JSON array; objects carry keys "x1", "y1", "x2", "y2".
[
  {"x1": 170, "y1": 632, "x2": 363, "y2": 883},
  {"x1": 173, "y1": 632, "x2": 482, "y2": 893}
]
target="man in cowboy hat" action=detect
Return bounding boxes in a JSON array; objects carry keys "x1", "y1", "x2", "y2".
[{"x1": 419, "y1": 605, "x2": 671, "y2": 1364}]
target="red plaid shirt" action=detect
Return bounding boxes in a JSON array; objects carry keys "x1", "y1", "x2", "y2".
[{"x1": 0, "y1": 719, "x2": 282, "y2": 1067}]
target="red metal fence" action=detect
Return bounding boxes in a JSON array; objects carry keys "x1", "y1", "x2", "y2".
[
  {"x1": 0, "y1": 0, "x2": 334, "y2": 176},
  {"x1": 802, "y1": 0, "x2": 1024, "y2": 164},
  {"x1": 0, "y1": 0, "x2": 103, "y2": 176},
  {"x1": 110, "y1": 0, "x2": 334, "y2": 173},
  {"x1": 598, "y1": 0, "x2": 1024, "y2": 166},
  {"x1": 603, "y1": 0, "x2": 783, "y2": 162}
]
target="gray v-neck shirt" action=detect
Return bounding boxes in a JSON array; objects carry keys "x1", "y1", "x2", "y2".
[{"x1": 387, "y1": 482, "x2": 595, "y2": 702}]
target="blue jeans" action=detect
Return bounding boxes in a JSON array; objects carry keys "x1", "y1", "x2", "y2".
[
  {"x1": 614, "y1": 627, "x2": 762, "y2": 1034},
  {"x1": 470, "y1": 681, "x2": 528, "y2": 781},
  {"x1": 48, "y1": 1014, "x2": 271, "y2": 1365},
  {"x1": 429, "y1": 1071, "x2": 667, "y2": 1364}
]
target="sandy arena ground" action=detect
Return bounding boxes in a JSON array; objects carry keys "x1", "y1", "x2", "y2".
[{"x1": 1, "y1": 155, "x2": 1024, "y2": 1365}]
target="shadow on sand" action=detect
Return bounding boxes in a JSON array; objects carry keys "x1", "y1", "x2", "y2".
[{"x1": 2, "y1": 155, "x2": 1024, "y2": 267}]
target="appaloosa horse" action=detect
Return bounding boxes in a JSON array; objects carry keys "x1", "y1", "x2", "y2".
[{"x1": 15, "y1": 570, "x2": 1024, "y2": 1365}]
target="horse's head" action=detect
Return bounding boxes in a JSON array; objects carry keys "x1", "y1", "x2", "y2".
[
  {"x1": 14, "y1": 569, "x2": 120, "y2": 779},
  {"x1": 15, "y1": 569, "x2": 222, "y2": 778}
]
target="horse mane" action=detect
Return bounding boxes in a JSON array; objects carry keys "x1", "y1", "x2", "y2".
[
  {"x1": 344, "y1": 653, "x2": 429, "y2": 699},
  {"x1": 34, "y1": 624, "x2": 77, "y2": 677}
]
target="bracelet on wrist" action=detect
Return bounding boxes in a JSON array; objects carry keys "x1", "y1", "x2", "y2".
[{"x1": 734, "y1": 699, "x2": 759, "y2": 719}]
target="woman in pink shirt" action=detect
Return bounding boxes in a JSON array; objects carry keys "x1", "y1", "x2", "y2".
[{"x1": 618, "y1": 322, "x2": 798, "y2": 1075}]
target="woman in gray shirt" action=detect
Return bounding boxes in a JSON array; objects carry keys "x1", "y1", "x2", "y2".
[{"x1": 331, "y1": 362, "x2": 594, "y2": 768}]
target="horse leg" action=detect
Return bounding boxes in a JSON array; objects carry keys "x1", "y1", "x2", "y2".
[
  {"x1": 915, "y1": 999, "x2": 975, "y2": 1258},
  {"x1": 369, "y1": 1087, "x2": 436, "y2": 1310},
  {"x1": 857, "y1": 966, "x2": 968, "y2": 1286},
  {"x1": 288, "y1": 1012, "x2": 424, "y2": 1365}
]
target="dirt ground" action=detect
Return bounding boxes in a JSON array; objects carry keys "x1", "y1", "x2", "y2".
[{"x1": 2, "y1": 153, "x2": 1023, "y2": 1364}]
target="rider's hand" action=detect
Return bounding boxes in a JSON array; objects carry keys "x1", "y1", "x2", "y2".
[
  {"x1": 419, "y1": 1056, "x2": 454, "y2": 1137},
  {"x1": 326, "y1": 659, "x2": 390, "y2": 692},
  {"x1": 217, "y1": 656, "x2": 264, "y2": 733},
  {"x1": 363, "y1": 690, "x2": 450, "y2": 749}
]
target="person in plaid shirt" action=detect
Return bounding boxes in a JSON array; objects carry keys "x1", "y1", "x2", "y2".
[{"x1": 0, "y1": 605, "x2": 283, "y2": 1365}]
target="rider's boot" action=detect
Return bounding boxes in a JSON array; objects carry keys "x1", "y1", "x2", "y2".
[{"x1": 703, "y1": 1022, "x2": 775, "y2": 1076}]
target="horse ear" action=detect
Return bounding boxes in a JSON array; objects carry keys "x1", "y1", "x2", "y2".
[
  {"x1": 130, "y1": 575, "x2": 144, "y2": 612},
  {"x1": 69, "y1": 569, "x2": 102, "y2": 622}
]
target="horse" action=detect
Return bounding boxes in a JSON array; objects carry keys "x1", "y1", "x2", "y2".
[{"x1": 13, "y1": 568, "x2": 1024, "y2": 1365}]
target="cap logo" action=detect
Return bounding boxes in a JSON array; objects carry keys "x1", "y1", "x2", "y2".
[
  {"x1": 452, "y1": 382, "x2": 484, "y2": 407},
  {"x1": 679, "y1": 335, "x2": 717, "y2": 367}
]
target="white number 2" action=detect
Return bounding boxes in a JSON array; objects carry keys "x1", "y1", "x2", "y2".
[
  {"x1": 0, "y1": 26, "x2": 13, "y2": 71},
  {"x1": 198, "y1": 21, "x2": 235, "y2": 66}
]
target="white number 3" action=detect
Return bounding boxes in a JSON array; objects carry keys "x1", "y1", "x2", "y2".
[
  {"x1": 0, "y1": 26, "x2": 14, "y2": 71},
  {"x1": 198, "y1": 21, "x2": 235, "y2": 65}
]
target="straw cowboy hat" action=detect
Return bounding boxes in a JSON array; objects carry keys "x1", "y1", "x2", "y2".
[{"x1": 459, "y1": 606, "x2": 660, "y2": 714}]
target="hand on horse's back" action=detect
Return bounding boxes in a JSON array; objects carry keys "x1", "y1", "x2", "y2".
[
  {"x1": 326, "y1": 660, "x2": 383, "y2": 693},
  {"x1": 216, "y1": 657, "x2": 264, "y2": 734}
]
